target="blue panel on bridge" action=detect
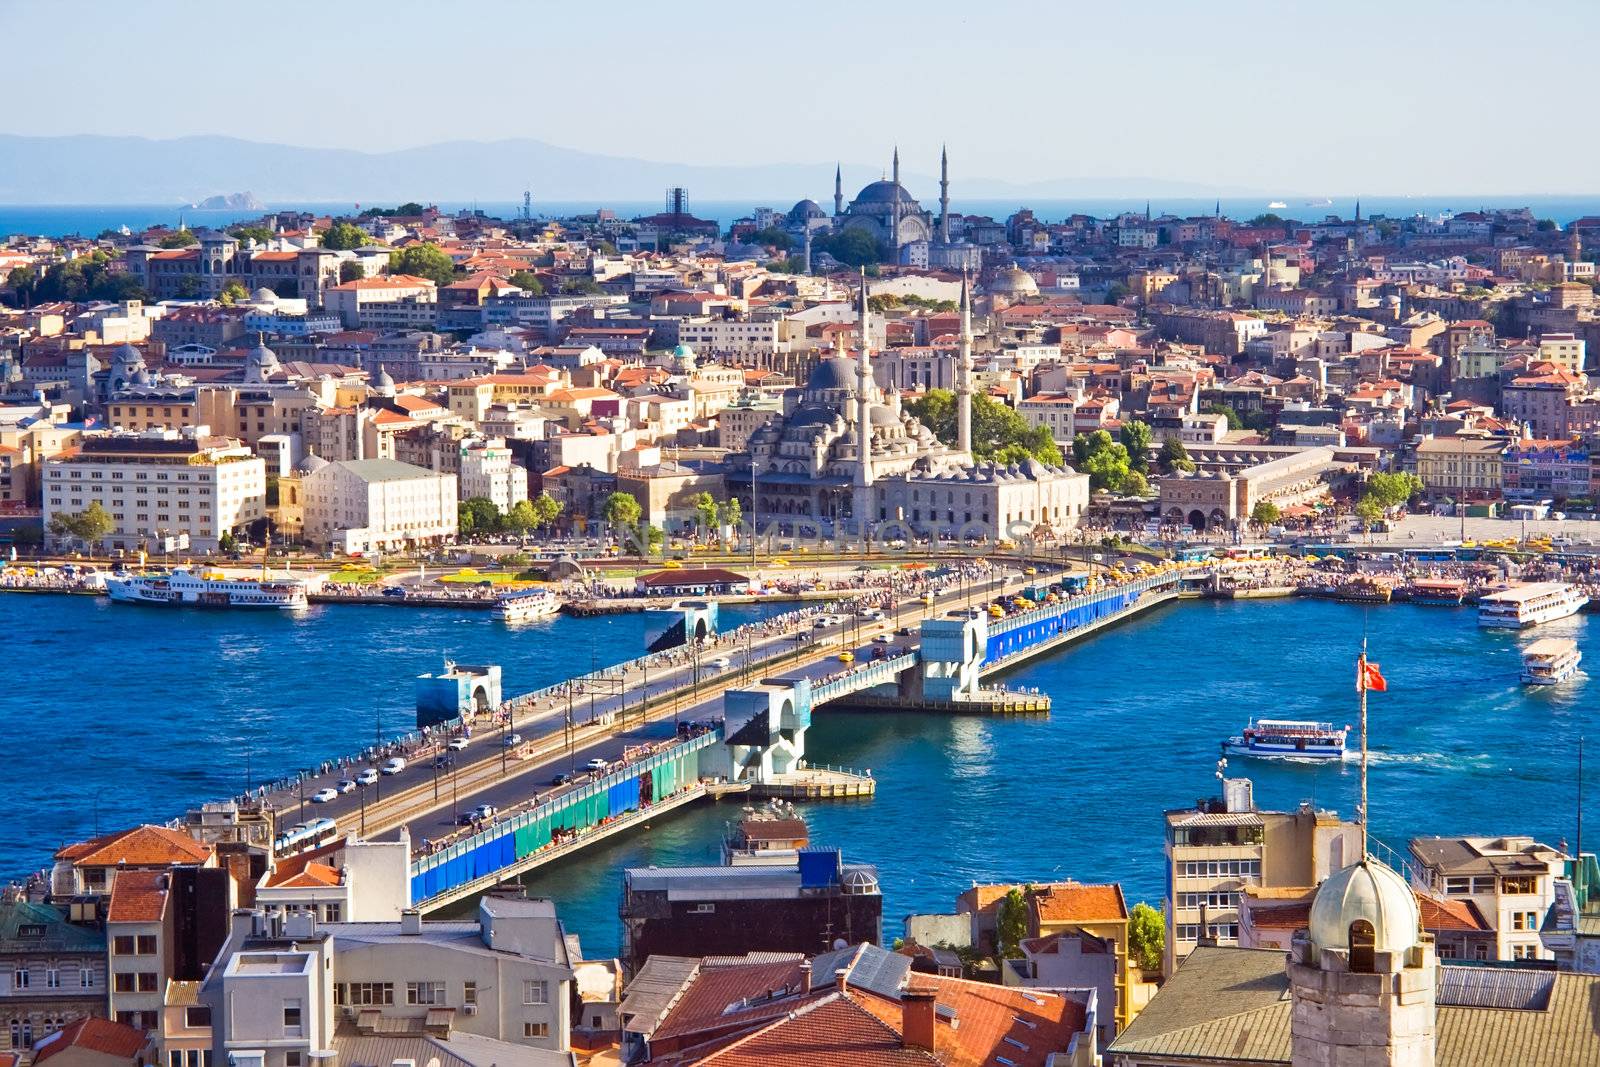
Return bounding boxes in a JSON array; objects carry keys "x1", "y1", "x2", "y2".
[{"x1": 985, "y1": 587, "x2": 1144, "y2": 663}]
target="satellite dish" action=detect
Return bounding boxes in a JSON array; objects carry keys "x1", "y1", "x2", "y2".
[{"x1": 832, "y1": 937, "x2": 847, "y2": 950}]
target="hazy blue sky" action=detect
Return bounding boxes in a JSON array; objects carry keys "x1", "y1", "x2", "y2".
[{"x1": 3, "y1": 0, "x2": 1597, "y2": 194}]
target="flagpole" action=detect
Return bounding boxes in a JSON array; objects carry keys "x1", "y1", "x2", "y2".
[{"x1": 1359, "y1": 637, "x2": 1369, "y2": 860}]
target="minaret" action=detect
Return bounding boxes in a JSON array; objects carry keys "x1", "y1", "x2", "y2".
[
  {"x1": 889, "y1": 147, "x2": 902, "y2": 255},
  {"x1": 939, "y1": 145, "x2": 951, "y2": 245},
  {"x1": 834, "y1": 163, "x2": 844, "y2": 216},
  {"x1": 892, "y1": 146, "x2": 900, "y2": 186},
  {"x1": 803, "y1": 229, "x2": 813, "y2": 275},
  {"x1": 855, "y1": 272, "x2": 875, "y2": 521},
  {"x1": 957, "y1": 272, "x2": 974, "y2": 457}
]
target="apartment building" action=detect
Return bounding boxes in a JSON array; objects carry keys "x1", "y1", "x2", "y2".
[
  {"x1": 1408, "y1": 835, "x2": 1567, "y2": 960},
  {"x1": 324, "y1": 276, "x2": 438, "y2": 330},
  {"x1": 1414, "y1": 435, "x2": 1508, "y2": 502},
  {"x1": 42, "y1": 432, "x2": 266, "y2": 553},
  {"x1": 0, "y1": 902, "x2": 106, "y2": 1056},
  {"x1": 300, "y1": 457, "x2": 457, "y2": 553},
  {"x1": 457, "y1": 437, "x2": 528, "y2": 511},
  {"x1": 1162, "y1": 777, "x2": 1359, "y2": 974},
  {"x1": 106, "y1": 871, "x2": 172, "y2": 1032}
]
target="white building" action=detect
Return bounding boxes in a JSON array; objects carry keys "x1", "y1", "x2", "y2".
[
  {"x1": 457, "y1": 437, "x2": 528, "y2": 511},
  {"x1": 254, "y1": 834, "x2": 413, "y2": 924},
  {"x1": 1409, "y1": 835, "x2": 1567, "y2": 961},
  {"x1": 323, "y1": 275, "x2": 438, "y2": 330},
  {"x1": 42, "y1": 431, "x2": 266, "y2": 553},
  {"x1": 300, "y1": 457, "x2": 457, "y2": 553}
]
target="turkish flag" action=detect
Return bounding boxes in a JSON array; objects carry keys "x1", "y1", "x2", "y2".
[{"x1": 1358, "y1": 661, "x2": 1388, "y2": 692}]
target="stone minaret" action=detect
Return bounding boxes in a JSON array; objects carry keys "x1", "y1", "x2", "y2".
[
  {"x1": 834, "y1": 163, "x2": 844, "y2": 216},
  {"x1": 855, "y1": 274, "x2": 875, "y2": 520},
  {"x1": 939, "y1": 145, "x2": 951, "y2": 245},
  {"x1": 957, "y1": 273, "x2": 974, "y2": 456}
]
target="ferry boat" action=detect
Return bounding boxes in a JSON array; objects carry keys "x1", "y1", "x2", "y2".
[
  {"x1": 493, "y1": 587, "x2": 562, "y2": 623},
  {"x1": 1521, "y1": 638, "x2": 1583, "y2": 686},
  {"x1": 1478, "y1": 582, "x2": 1589, "y2": 628},
  {"x1": 105, "y1": 568, "x2": 308, "y2": 609},
  {"x1": 1222, "y1": 719, "x2": 1350, "y2": 761},
  {"x1": 1334, "y1": 578, "x2": 1392, "y2": 604},
  {"x1": 1404, "y1": 578, "x2": 1467, "y2": 606}
]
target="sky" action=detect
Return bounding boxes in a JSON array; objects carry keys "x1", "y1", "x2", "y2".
[{"x1": 3, "y1": 0, "x2": 1598, "y2": 195}]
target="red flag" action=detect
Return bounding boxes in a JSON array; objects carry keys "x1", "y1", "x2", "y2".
[{"x1": 1358, "y1": 660, "x2": 1387, "y2": 692}]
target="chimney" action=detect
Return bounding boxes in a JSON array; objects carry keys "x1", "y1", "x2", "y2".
[
  {"x1": 901, "y1": 987, "x2": 937, "y2": 1053},
  {"x1": 399, "y1": 909, "x2": 422, "y2": 935},
  {"x1": 799, "y1": 961, "x2": 812, "y2": 994},
  {"x1": 834, "y1": 967, "x2": 850, "y2": 994}
]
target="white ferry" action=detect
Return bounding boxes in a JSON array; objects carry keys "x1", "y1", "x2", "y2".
[
  {"x1": 105, "y1": 568, "x2": 308, "y2": 609},
  {"x1": 1521, "y1": 638, "x2": 1583, "y2": 686},
  {"x1": 493, "y1": 588, "x2": 562, "y2": 623},
  {"x1": 1478, "y1": 582, "x2": 1589, "y2": 629},
  {"x1": 1222, "y1": 719, "x2": 1350, "y2": 761}
]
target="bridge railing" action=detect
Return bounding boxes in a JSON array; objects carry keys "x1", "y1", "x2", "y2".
[
  {"x1": 989, "y1": 571, "x2": 1178, "y2": 638},
  {"x1": 811, "y1": 652, "x2": 919, "y2": 705}
]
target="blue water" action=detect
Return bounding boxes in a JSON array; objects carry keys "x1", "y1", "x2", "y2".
[
  {"x1": 8, "y1": 195, "x2": 1600, "y2": 238},
  {"x1": 0, "y1": 596, "x2": 787, "y2": 880},
  {"x1": 3, "y1": 594, "x2": 1592, "y2": 959}
]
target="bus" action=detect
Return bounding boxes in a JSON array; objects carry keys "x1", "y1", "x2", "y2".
[{"x1": 274, "y1": 817, "x2": 338, "y2": 856}]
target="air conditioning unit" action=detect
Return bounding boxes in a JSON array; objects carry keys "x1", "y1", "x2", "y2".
[
  {"x1": 343, "y1": 1007, "x2": 357, "y2": 1020},
  {"x1": 462, "y1": 1005, "x2": 478, "y2": 1017}
]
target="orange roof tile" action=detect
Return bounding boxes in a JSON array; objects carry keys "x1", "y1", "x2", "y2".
[
  {"x1": 54, "y1": 825, "x2": 211, "y2": 868},
  {"x1": 106, "y1": 869, "x2": 169, "y2": 923},
  {"x1": 1031, "y1": 882, "x2": 1127, "y2": 924},
  {"x1": 33, "y1": 1018, "x2": 147, "y2": 1065}
]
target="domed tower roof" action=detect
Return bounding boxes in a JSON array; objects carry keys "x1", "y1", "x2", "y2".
[
  {"x1": 670, "y1": 342, "x2": 697, "y2": 370},
  {"x1": 111, "y1": 342, "x2": 146, "y2": 369},
  {"x1": 243, "y1": 337, "x2": 281, "y2": 383},
  {"x1": 251, "y1": 287, "x2": 279, "y2": 304},
  {"x1": 787, "y1": 199, "x2": 827, "y2": 223},
  {"x1": 990, "y1": 264, "x2": 1040, "y2": 296},
  {"x1": 1308, "y1": 858, "x2": 1419, "y2": 956},
  {"x1": 805, "y1": 356, "x2": 858, "y2": 394},
  {"x1": 853, "y1": 180, "x2": 919, "y2": 206}
]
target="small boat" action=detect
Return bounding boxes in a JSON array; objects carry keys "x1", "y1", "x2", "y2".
[
  {"x1": 105, "y1": 568, "x2": 307, "y2": 609},
  {"x1": 1223, "y1": 719, "x2": 1350, "y2": 761},
  {"x1": 1404, "y1": 578, "x2": 1467, "y2": 606},
  {"x1": 493, "y1": 587, "x2": 561, "y2": 623},
  {"x1": 1334, "y1": 578, "x2": 1391, "y2": 604},
  {"x1": 1522, "y1": 638, "x2": 1582, "y2": 686},
  {"x1": 1478, "y1": 582, "x2": 1589, "y2": 628}
]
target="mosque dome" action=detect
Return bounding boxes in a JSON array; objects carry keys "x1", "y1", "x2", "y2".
[
  {"x1": 868, "y1": 405, "x2": 897, "y2": 426},
  {"x1": 806, "y1": 356, "x2": 859, "y2": 394},
  {"x1": 787, "y1": 199, "x2": 827, "y2": 223},
  {"x1": 1307, "y1": 859, "x2": 1419, "y2": 957},
  {"x1": 990, "y1": 264, "x2": 1040, "y2": 297},
  {"x1": 111, "y1": 343, "x2": 145, "y2": 369},
  {"x1": 853, "y1": 180, "x2": 919, "y2": 206},
  {"x1": 251, "y1": 287, "x2": 279, "y2": 304},
  {"x1": 670, "y1": 342, "x2": 697, "y2": 370},
  {"x1": 296, "y1": 452, "x2": 329, "y2": 476},
  {"x1": 243, "y1": 338, "x2": 281, "y2": 383}
]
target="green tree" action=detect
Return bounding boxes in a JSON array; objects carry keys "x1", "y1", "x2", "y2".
[
  {"x1": 321, "y1": 221, "x2": 372, "y2": 251},
  {"x1": 48, "y1": 501, "x2": 113, "y2": 548},
  {"x1": 218, "y1": 280, "x2": 249, "y2": 306},
  {"x1": 504, "y1": 499, "x2": 538, "y2": 535},
  {"x1": 389, "y1": 243, "x2": 457, "y2": 286},
  {"x1": 996, "y1": 888, "x2": 1028, "y2": 960},
  {"x1": 745, "y1": 227, "x2": 793, "y2": 251},
  {"x1": 1160, "y1": 437, "x2": 1196, "y2": 473},
  {"x1": 508, "y1": 271, "x2": 545, "y2": 295},
  {"x1": 765, "y1": 256, "x2": 805, "y2": 274},
  {"x1": 718, "y1": 496, "x2": 741, "y2": 532},
  {"x1": 815, "y1": 228, "x2": 883, "y2": 267},
  {"x1": 1206, "y1": 403, "x2": 1243, "y2": 431},
  {"x1": 218, "y1": 531, "x2": 237, "y2": 554},
  {"x1": 1071, "y1": 430, "x2": 1134, "y2": 492},
  {"x1": 1104, "y1": 280, "x2": 1130, "y2": 303},
  {"x1": 1120, "y1": 469, "x2": 1150, "y2": 497},
  {"x1": 462, "y1": 497, "x2": 502, "y2": 535},
  {"x1": 561, "y1": 277, "x2": 603, "y2": 295},
  {"x1": 1128, "y1": 902, "x2": 1165, "y2": 973},
  {"x1": 602, "y1": 491, "x2": 642, "y2": 529},
  {"x1": 229, "y1": 225, "x2": 275, "y2": 245},
  {"x1": 457, "y1": 501, "x2": 476, "y2": 536},
  {"x1": 339, "y1": 260, "x2": 366, "y2": 283},
  {"x1": 1250, "y1": 213, "x2": 1285, "y2": 226},
  {"x1": 176, "y1": 275, "x2": 201, "y2": 299},
  {"x1": 158, "y1": 228, "x2": 198, "y2": 248},
  {"x1": 6, "y1": 265, "x2": 37, "y2": 301},
  {"x1": 1355, "y1": 496, "x2": 1385, "y2": 529},
  {"x1": 531, "y1": 491, "x2": 563, "y2": 531},
  {"x1": 644, "y1": 523, "x2": 666, "y2": 552},
  {"x1": 1536, "y1": 218, "x2": 1558, "y2": 232},
  {"x1": 1251, "y1": 500, "x2": 1282, "y2": 526},
  {"x1": 1119, "y1": 420, "x2": 1154, "y2": 472},
  {"x1": 692, "y1": 492, "x2": 719, "y2": 537},
  {"x1": 905, "y1": 389, "x2": 1061, "y2": 466},
  {"x1": 1364, "y1": 472, "x2": 1423, "y2": 509}
]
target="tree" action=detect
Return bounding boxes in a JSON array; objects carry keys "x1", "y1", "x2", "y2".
[
  {"x1": 229, "y1": 225, "x2": 274, "y2": 245},
  {"x1": 692, "y1": 492, "x2": 719, "y2": 537},
  {"x1": 531, "y1": 492, "x2": 563, "y2": 531},
  {"x1": 1119, "y1": 420, "x2": 1154, "y2": 472},
  {"x1": 1355, "y1": 496, "x2": 1385, "y2": 528},
  {"x1": 6, "y1": 265, "x2": 37, "y2": 301},
  {"x1": 218, "y1": 280, "x2": 249, "y2": 306},
  {"x1": 1104, "y1": 280, "x2": 1130, "y2": 303},
  {"x1": 1071, "y1": 430, "x2": 1134, "y2": 492},
  {"x1": 1537, "y1": 218, "x2": 1558, "y2": 232},
  {"x1": 1250, "y1": 213, "x2": 1285, "y2": 227},
  {"x1": 1364, "y1": 472, "x2": 1423, "y2": 510},
  {"x1": 996, "y1": 888, "x2": 1028, "y2": 960},
  {"x1": 321, "y1": 221, "x2": 372, "y2": 251},
  {"x1": 718, "y1": 496, "x2": 741, "y2": 532},
  {"x1": 1160, "y1": 437, "x2": 1196, "y2": 473},
  {"x1": 218, "y1": 531, "x2": 237, "y2": 554},
  {"x1": 504, "y1": 499, "x2": 538, "y2": 535},
  {"x1": 158, "y1": 229, "x2": 198, "y2": 248},
  {"x1": 815, "y1": 228, "x2": 883, "y2": 267},
  {"x1": 745, "y1": 227, "x2": 793, "y2": 251},
  {"x1": 176, "y1": 275, "x2": 201, "y2": 299},
  {"x1": 1120, "y1": 469, "x2": 1150, "y2": 497},
  {"x1": 1206, "y1": 403, "x2": 1244, "y2": 431},
  {"x1": 457, "y1": 501, "x2": 476, "y2": 536},
  {"x1": 561, "y1": 278, "x2": 603, "y2": 295},
  {"x1": 905, "y1": 389, "x2": 1062, "y2": 466},
  {"x1": 508, "y1": 271, "x2": 545, "y2": 295},
  {"x1": 602, "y1": 491, "x2": 641, "y2": 529},
  {"x1": 389, "y1": 243, "x2": 456, "y2": 286},
  {"x1": 461, "y1": 497, "x2": 502, "y2": 536},
  {"x1": 48, "y1": 501, "x2": 113, "y2": 548},
  {"x1": 1251, "y1": 500, "x2": 1282, "y2": 527},
  {"x1": 1128, "y1": 902, "x2": 1165, "y2": 973},
  {"x1": 339, "y1": 260, "x2": 366, "y2": 283}
]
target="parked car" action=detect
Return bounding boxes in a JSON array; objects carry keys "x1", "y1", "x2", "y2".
[
  {"x1": 551, "y1": 772, "x2": 573, "y2": 786},
  {"x1": 382, "y1": 586, "x2": 407, "y2": 598},
  {"x1": 586, "y1": 757, "x2": 609, "y2": 772},
  {"x1": 380, "y1": 756, "x2": 407, "y2": 775},
  {"x1": 447, "y1": 737, "x2": 469, "y2": 751},
  {"x1": 310, "y1": 787, "x2": 339, "y2": 803},
  {"x1": 355, "y1": 769, "x2": 379, "y2": 786}
]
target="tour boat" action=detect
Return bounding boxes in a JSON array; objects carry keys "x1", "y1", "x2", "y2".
[
  {"x1": 1404, "y1": 578, "x2": 1467, "y2": 606},
  {"x1": 493, "y1": 588, "x2": 562, "y2": 623},
  {"x1": 1222, "y1": 719, "x2": 1350, "y2": 761},
  {"x1": 1334, "y1": 578, "x2": 1392, "y2": 604},
  {"x1": 105, "y1": 568, "x2": 308, "y2": 609},
  {"x1": 1478, "y1": 582, "x2": 1589, "y2": 629},
  {"x1": 1521, "y1": 638, "x2": 1582, "y2": 686}
]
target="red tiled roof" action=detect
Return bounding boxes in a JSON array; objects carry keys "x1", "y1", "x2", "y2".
[
  {"x1": 33, "y1": 1017, "x2": 147, "y2": 1065},
  {"x1": 696, "y1": 993, "x2": 940, "y2": 1066},
  {"x1": 1031, "y1": 882, "x2": 1127, "y2": 924},
  {"x1": 54, "y1": 825, "x2": 211, "y2": 868},
  {"x1": 106, "y1": 869, "x2": 169, "y2": 923}
]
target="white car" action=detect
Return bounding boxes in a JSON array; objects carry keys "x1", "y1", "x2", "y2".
[
  {"x1": 447, "y1": 737, "x2": 469, "y2": 751},
  {"x1": 380, "y1": 757, "x2": 407, "y2": 775},
  {"x1": 709, "y1": 656, "x2": 731, "y2": 670},
  {"x1": 355, "y1": 768, "x2": 379, "y2": 786},
  {"x1": 335, "y1": 778, "x2": 356, "y2": 794},
  {"x1": 586, "y1": 757, "x2": 609, "y2": 773},
  {"x1": 310, "y1": 787, "x2": 339, "y2": 803},
  {"x1": 872, "y1": 633, "x2": 893, "y2": 644},
  {"x1": 504, "y1": 733, "x2": 523, "y2": 747}
]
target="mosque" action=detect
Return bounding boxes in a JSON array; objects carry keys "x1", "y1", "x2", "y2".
[{"x1": 743, "y1": 278, "x2": 1088, "y2": 539}]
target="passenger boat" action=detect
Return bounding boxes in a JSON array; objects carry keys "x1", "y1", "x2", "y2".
[
  {"x1": 493, "y1": 587, "x2": 562, "y2": 622},
  {"x1": 1404, "y1": 578, "x2": 1467, "y2": 606},
  {"x1": 1222, "y1": 719, "x2": 1350, "y2": 761},
  {"x1": 1478, "y1": 582, "x2": 1589, "y2": 628},
  {"x1": 1334, "y1": 578, "x2": 1392, "y2": 604},
  {"x1": 1521, "y1": 638, "x2": 1582, "y2": 686},
  {"x1": 105, "y1": 568, "x2": 308, "y2": 609}
]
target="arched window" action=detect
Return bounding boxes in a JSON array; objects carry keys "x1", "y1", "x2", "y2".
[{"x1": 1349, "y1": 919, "x2": 1376, "y2": 973}]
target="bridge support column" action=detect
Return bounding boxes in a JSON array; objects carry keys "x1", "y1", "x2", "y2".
[
  {"x1": 916, "y1": 612, "x2": 988, "y2": 702},
  {"x1": 701, "y1": 679, "x2": 811, "y2": 784},
  {"x1": 414, "y1": 661, "x2": 501, "y2": 728},
  {"x1": 646, "y1": 599, "x2": 720, "y2": 652}
]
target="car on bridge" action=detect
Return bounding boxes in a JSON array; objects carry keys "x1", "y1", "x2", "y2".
[
  {"x1": 447, "y1": 737, "x2": 469, "y2": 751},
  {"x1": 335, "y1": 778, "x2": 356, "y2": 794},
  {"x1": 355, "y1": 768, "x2": 379, "y2": 786},
  {"x1": 310, "y1": 787, "x2": 339, "y2": 803},
  {"x1": 504, "y1": 733, "x2": 523, "y2": 747},
  {"x1": 381, "y1": 757, "x2": 407, "y2": 775},
  {"x1": 586, "y1": 757, "x2": 609, "y2": 773}
]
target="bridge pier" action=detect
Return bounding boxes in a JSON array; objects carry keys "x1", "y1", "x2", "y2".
[
  {"x1": 702, "y1": 678, "x2": 812, "y2": 784},
  {"x1": 915, "y1": 611, "x2": 989, "y2": 701},
  {"x1": 415, "y1": 661, "x2": 502, "y2": 728},
  {"x1": 646, "y1": 599, "x2": 720, "y2": 652}
]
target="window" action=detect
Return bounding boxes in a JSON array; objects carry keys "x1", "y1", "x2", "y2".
[
  {"x1": 1471, "y1": 876, "x2": 1497, "y2": 894},
  {"x1": 1443, "y1": 876, "x2": 1471, "y2": 895},
  {"x1": 16, "y1": 925, "x2": 44, "y2": 940},
  {"x1": 522, "y1": 980, "x2": 548, "y2": 1005},
  {"x1": 349, "y1": 982, "x2": 393, "y2": 1006},
  {"x1": 463, "y1": 982, "x2": 477, "y2": 1007},
  {"x1": 1502, "y1": 876, "x2": 1538, "y2": 895},
  {"x1": 322, "y1": 904, "x2": 340, "y2": 923},
  {"x1": 523, "y1": 1022, "x2": 549, "y2": 1039},
  {"x1": 286, "y1": 1053, "x2": 302, "y2": 1067},
  {"x1": 11, "y1": 969, "x2": 26, "y2": 990},
  {"x1": 1438, "y1": 942, "x2": 1458, "y2": 959},
  {"x1": 283, "y1": 1000, "x2": 302, "y2": 1036},
  {"x1": 186, "y1": 1006, "x2": 211, "y2": 1028},
  {"x1": 690, "y1": 903, "x2": 715, "y2": 914},
  {"x1": 113, "y1": 935, "x2": 135, "y2": 955},
  {"x1": 406, "y1": 982, "x2": 445, "y2": 1006},
  {"x1": 170, "y1": 1052, "x2": 183, "y2": 1067},
  {"x1": 115, "y1": 973, "x2": 136, "y2": 992},
  {"x1": 138, "y1": 972, "x2": 159, "y2": 992},
  {"x1": 1349, "y1": 920, "x2": 1376, "y2": 973}
]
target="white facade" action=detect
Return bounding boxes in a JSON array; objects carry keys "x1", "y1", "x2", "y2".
[
  {"x1": 301, "y1": 458, "x2": 457, "y2": 553},
  {"x1": 457, "y1": 438, "x2": 528, "y2": 511}
]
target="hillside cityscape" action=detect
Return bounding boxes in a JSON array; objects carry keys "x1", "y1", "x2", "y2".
[{"x1": 4, "y1": 3, "x2": 1600, "y2": 1066}]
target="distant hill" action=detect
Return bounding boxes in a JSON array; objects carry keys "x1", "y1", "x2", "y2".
[{"x1": 0, "y1": 134, "x2": 1250, "y2": 205}]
